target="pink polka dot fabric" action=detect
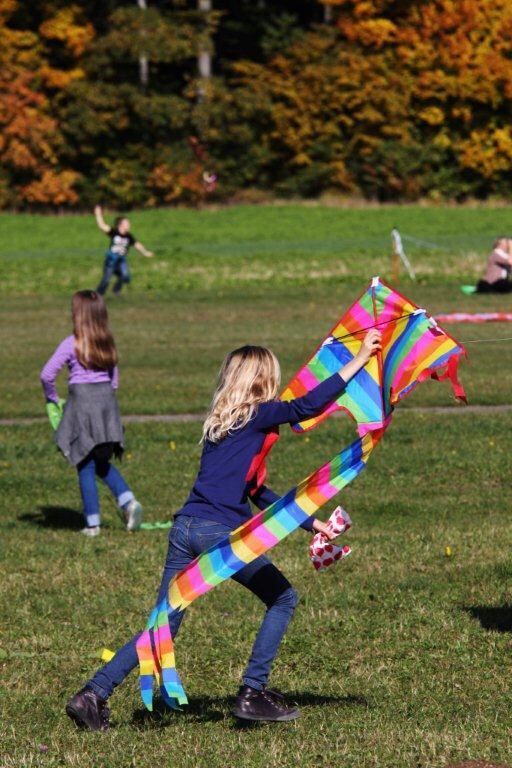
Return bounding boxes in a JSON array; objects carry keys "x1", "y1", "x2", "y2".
[{"x1": 309, "y1": 506, "x2": 352, "y2": 571}]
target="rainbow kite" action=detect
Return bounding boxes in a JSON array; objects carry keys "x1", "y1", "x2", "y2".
[{"x1": 136, "y1": 277, "x2": 466, "y2": 710}]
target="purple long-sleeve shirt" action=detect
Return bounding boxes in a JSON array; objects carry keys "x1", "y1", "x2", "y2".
[{"x1": 40, "y1": 335, "x2": 118, "y2": 403}]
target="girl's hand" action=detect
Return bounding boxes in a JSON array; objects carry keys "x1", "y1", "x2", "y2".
[
  {"x1": 312, "y1": 519, "x2": 337, "y2": 541},
  {"x1": 94, "y1": 205, "x2": 102, "y2": 216},
  {"x1": 145, "y1": 251, "x2": 155, "y2": 258},
  {"x1": 355, "y1": 329, "x2": 382, "y2": 365}
]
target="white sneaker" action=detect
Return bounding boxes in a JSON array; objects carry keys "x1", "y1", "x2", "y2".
[
  {"x1": 81, "y1": 526, "x2": 101, "y2": 537},
  {"x1": 123, "y1": 499, "x2": 143, "y2": 532}
]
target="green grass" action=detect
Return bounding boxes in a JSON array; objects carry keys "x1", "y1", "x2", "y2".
[
  {"x1": 2, "y1": 203, "x2": 512, "y2": 295},
  {"x1": 1, "y1": 204, "x2": 512, "y2": 767},
  {"x1": 1, "y1": 283, "x2": 512, "y2": 420},
  {"x1": 1, "y1": 414, "x2": 511, "y2": 767}
]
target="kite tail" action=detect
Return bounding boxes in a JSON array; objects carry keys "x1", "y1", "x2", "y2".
[
  {"x1": 155, "y1": 597, "x2": 187, "y2": 708},
  {"x1": 135, "y1": 606, "x2": 159, "y2": 711},
  {"x1": 136, "y1": 597, "x2": 188, "y2": 712},
  {"x1": 137, "y1": 430, "x2": 383, "y2": 710}
]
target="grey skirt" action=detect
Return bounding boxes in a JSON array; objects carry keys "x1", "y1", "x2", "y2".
[{"x1": 56, "y1": 383, "x2": 124, "y2": 467}]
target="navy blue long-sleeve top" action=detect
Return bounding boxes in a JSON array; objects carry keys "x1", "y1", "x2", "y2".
[{"x1": 176, "y1": 373, "x2": 347, "y2": 532}]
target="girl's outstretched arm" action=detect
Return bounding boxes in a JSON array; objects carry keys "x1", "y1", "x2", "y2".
[
  {"x1": 255, "y1": 329, "x2": 382, "y2": 430},
  {"x1": 94, "y1": 205, "x2": 111, "y2": 234},
  {"x1": 134, "y1": 241, "x2": 154, "y2": 258}
]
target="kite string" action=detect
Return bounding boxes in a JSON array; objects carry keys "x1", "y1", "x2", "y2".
[
  {"x1": 330, "y1": 311, "x2": 420, "y2": 343},
  {"x1": 329, "y1": 312, "x2": 512, "y2": 346},
  {"x1": 462, "y1": 336, "x2": 512, "y2": 344}
]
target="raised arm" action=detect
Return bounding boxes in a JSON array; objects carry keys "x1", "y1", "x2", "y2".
[
  {"x1": 255, "y1": 329, "x2": 382, "y2": 430},
  {"x1": 134, "y1": 241, "x2": 154, "y2": 258},
  {"x1": 94, "y1": 205, "x2": 111, "y2": 234},
  {"x1": 494, "y1": 250, "x2": 512, "y2": 268}
]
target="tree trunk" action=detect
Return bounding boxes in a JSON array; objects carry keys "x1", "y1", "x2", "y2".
[
  {"x1": 198, "y1": 0, "x2": 212, "y2": 86},
  {"x1": 137, "y1": 0, "x2": 149, "y2": 88}
]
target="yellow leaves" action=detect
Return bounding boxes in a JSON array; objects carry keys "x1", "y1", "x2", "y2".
[
  {"x1": 21, "y1": 169, "x2": 80, "y2": 205},
  {"x1": 418, "y1": 107, "x2": 445, "y2": 126},
  {"x1": 451, "y1": 106, "x2": 472, "y2": 124},
  {"x1": 294, "y1": 153, "x2": 312, "y2": 167},
  {"x1": 39, "y1": 6, "x2": 95, "y2": 58},
  {"x1": 0, "y1": 0, "x2": 17, "y2": 20},
  {"x1": 329, "y1": 159, "x2": 357, "y2": 191},
  {"x1": 353, "y1": 2, "x2": 379, "y2": 18},
  {"x1": 148, "y1": 164, "x2": 184, "y2": 204},
  {"x1": 147, "y1": 161, "x2": 207, "y2": 206},
  {"x1": 338, "y1": 17, "x2": 397, "y2": 47},
  {"x1": 432, "y1": 133, "x2": 451, "y2": 151},
  {"x1": 39, "y1": 66, "x2": 85, "y2": 89},
  {"x1": 457, "y1": 127, "x2": 512, "y2": 177}
]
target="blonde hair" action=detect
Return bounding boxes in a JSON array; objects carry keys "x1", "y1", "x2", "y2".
[
  {"x1": 72, "y1": 290, "x2": 118, "y2": 371},
  {"x1": 202, "y1": 345, "x2": 281, "y2": 443}
]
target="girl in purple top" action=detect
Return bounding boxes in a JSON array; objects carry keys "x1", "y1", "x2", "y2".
[
  {"x1": 40, "y1": 290, "x2": 143, "y2": 536},
  {"x1": 65, "y1": 329, "x2": 380, "y2": 730}
]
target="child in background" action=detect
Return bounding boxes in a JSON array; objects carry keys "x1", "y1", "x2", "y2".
[
  {"x1": 476, "y1": 236, "x2": 512, "y2": 293},
  {"x1": 40, "y1": 290, "x2": 143, "y2": 536},
  {"x1": 94, "y1": 205, "x2": 154, "y2": 295},
  {"x1": 66, "y1": 330, "x2": 380, "y2": 729}
]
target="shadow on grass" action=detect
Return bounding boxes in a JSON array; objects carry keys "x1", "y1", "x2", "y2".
[
  {"x1": 131, "y1": 692, "x2": 369, "y2": 729},
  {"x1": 18, "y1": 506, "x2": 83, "y2": 530},
  {"x1": 463, "y1": 605, "x2": 512, "y2": 633}
]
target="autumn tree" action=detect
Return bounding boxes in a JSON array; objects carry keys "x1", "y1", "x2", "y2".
[
  {"x1": 203, "y1": 0, "x2": 512, "y2": 200},
  {"x1": 1, "y1": 0, "x2": 511, "y2": 207},
  {"x1": 0, "y1": 0, "x2": 82, "y2": 207}
]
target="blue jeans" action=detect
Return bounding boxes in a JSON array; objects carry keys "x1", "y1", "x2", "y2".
[
  {"x1": 77, "y1": 454, "x2": 134, "y2": 527},
  {"x1": 97, "y1": 252, "x2": 131, "y2": 295},
  {"x1": 87, "y1": 515, "x2": 299, "y2": 699}
]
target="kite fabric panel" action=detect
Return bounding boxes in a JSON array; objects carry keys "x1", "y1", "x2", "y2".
[
  {"x1": 282, "y1": 277, "x2": 466, "y2": 434},
  {"x1": 136, "y1": 277, "x2": 466, "y2": 710}
]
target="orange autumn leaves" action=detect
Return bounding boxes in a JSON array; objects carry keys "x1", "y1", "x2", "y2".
[
  {"x1": 1, "y1": 0, "x2": 511, "y2": 207},
  {"x1": 227, "y1": 0, "x2": 512, "y2": 199},
  {"x1": 0, "y1": 1, "x2": 92, "y2": 206}
]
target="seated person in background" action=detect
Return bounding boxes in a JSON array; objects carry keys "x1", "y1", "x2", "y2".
[{"x1": 476, "y1": 236, "x2": 512, "y2": 293}]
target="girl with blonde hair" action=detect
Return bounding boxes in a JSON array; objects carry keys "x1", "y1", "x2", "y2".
[
  {"x1": 66, "y1": 330, "x2": 380, "y2": 729},
  {"x1": 40, "y1": 290, "x2": 143, "y2": 536}
]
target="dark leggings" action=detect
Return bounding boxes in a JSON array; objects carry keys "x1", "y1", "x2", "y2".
[{"x1": 476, "y1": 279, "x2": 512, "y2": 294}]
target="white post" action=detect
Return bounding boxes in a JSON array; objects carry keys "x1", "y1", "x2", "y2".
[
  {"x1": 198, "y1": 0, "x2": 212, "y2": 98},
  {"x1": 391, "y1": 228, "x2": 416, "y2": 281},
  {"x1": 137, "y1": 0, "x2": 149, "y2": 89},
  {"x1": 198, "y1": 0, "x2": 212, "y2": 79}
]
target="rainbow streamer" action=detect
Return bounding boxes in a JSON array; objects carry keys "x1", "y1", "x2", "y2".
[{"x1": 136, "y1": 277, "x2": 466, "y2": 710}]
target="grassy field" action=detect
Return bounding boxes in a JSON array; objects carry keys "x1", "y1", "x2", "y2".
[
  {"x1": 2, "y1": 203, "x2": 512, "y2": 296},
  {"x1": 1, "y1": 204, "x2": 512, "y2": 767},
  {"x1": 1, "y1": 283, "x2": 512, "y2": 420}
]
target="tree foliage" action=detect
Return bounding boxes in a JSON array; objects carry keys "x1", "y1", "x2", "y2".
[{"x1": 1, "y1": 0, "x2": 511, "y2": 208}]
